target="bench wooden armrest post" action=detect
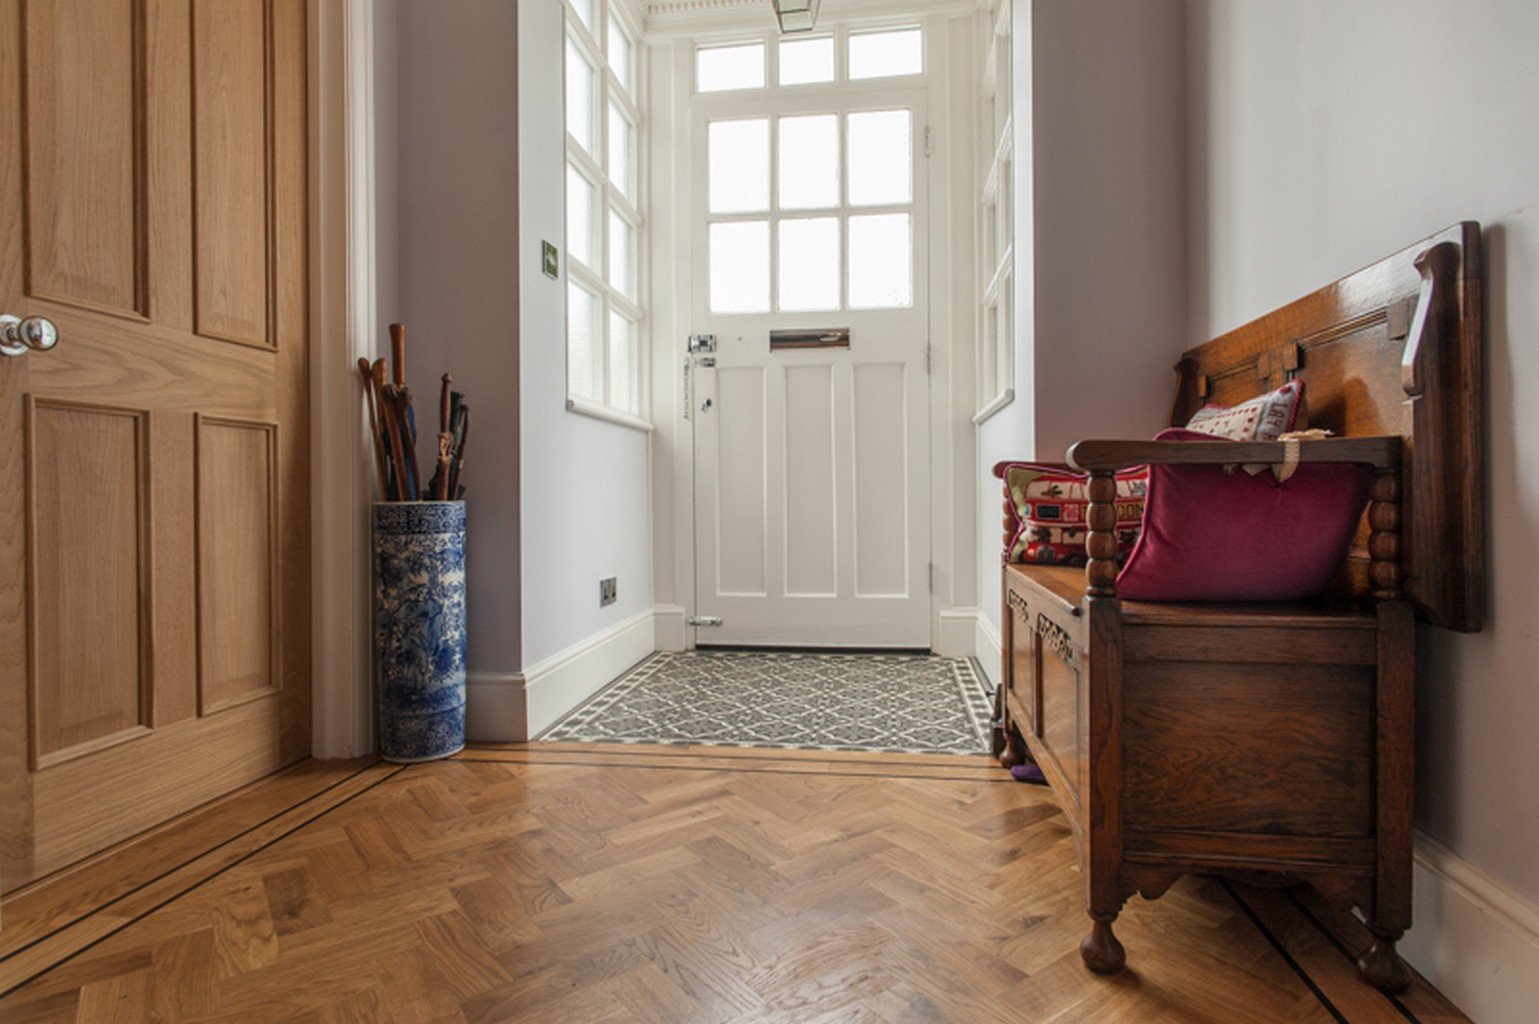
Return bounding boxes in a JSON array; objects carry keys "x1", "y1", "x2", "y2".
[{"x1": 1084, "y1": 471, "x2": 1121, "y2": 599}]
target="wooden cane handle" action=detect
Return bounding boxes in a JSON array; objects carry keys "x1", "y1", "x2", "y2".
[{"x1": 389, "y1": 322, "x2": 407, "y2": 386}]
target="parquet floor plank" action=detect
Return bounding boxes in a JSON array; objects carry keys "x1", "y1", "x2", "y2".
[{"x1": 0, "y1": 743, "x2": 1474, "y2": 1023}]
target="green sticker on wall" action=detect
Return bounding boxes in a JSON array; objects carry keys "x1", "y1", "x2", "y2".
[{"x1": 542, "y1": 241, "x2": 559, "y2": 279}]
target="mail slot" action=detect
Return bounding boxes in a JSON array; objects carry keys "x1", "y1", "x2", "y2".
[{"x1": 769, "y1": 327, "x2": 851, "y2": 350}]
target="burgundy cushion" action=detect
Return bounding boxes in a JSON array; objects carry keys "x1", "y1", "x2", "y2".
[{"x1": 1115, "y1": 428, "x2": 1372, "y2": 602}]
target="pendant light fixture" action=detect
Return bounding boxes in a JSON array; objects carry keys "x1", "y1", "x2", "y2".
[{"x1": 772, "y1": 0, "x2": 821, "y2": 33}]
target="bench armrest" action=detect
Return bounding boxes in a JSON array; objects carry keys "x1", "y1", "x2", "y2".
[
  {"x1": 991, "y1": 459, "x2": 1074, "y2": 479},
  {"x1": 1066, "y1": 436, "x2": 1402, "y2": 473}
]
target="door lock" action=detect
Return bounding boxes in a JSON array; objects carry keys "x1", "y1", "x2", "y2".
[{"x1": 700, "y1": 398, "x2": 713, "y2": 413}]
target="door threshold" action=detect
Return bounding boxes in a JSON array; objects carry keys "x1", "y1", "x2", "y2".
[{"x1": 693, "y1": 644, "x2": 934, "y2": 656}]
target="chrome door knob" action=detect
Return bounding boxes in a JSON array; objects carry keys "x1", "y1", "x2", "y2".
[{"x1": 0, "y1": 315, "x2": 60, "y2": 357}]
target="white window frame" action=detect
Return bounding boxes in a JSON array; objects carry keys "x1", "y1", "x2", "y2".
[
  {"x1": 564, "y1": 0, "x2": 649, "y2": 431},
  {"x1": 974, "y1": 0, "x2": 1014, "y2": 422},
  {"x1": 694, "y1": 24, "x2": 928, "y2": 318}
]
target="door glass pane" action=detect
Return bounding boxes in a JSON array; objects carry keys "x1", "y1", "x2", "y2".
[
  {"x1": 778, "y1": 114, "x2": 839, "y2": 210},
  {"x1": 608, "y1": 102, "x2": 635, "y2": 200},
  {"x1": 609, "y1": 209, "x2": 635, "y2": 299},
  {"x1": 567, "y1": 282, "x2": 601, "y2": 400},
  {"x1": 566, "y1": 164, "x2": 597, "y2": 268},
  {"x1": 778, "y1": 217, "x2": 840, "y2": 312},
  {"x1": 565, "y1": 37, "x2": 595, "y2": 153},
  {"x1": 697, "y1": 42, "x2": 765, "y2": 92},
  {"x1": 848, "y1": 213, "x2": 911, "y2": 308},
  {"x1": 608, "y1": 312, "x2": 638, "y2": 413},
  {"x1": 848, "y1": 110, "x2": 912, "y2": 206},
  {"x1": 608, "y1": 18, "x2": 633, "y2": 95},
  {"x1": 849, "y1": 27, "x2": 923, "y2": 79},
  {"x1": 568, "y1": 0, "x2": 594, "y2": 32},
  {"x1": 779, "y1": 36, "x2": 834, "y2": 85},
  {"x1": 709, "y1": 220, "x2": 770, "y2": 313},
  {"x1": 708, "y1": 118, "x2": 769, "y2": 213}
]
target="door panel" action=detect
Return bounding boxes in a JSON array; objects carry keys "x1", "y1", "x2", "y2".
[
  {"x1": 783, "y1": 364, "x2": 836, "y2": 597},
  {"x1": 851, "y1": 361, "x2": 910, "y2": 597},
  {"x1": 23, "y1": 0, "x2": 147, "y2": 318},
  {"x1": 27, "y1": 400, "x2": 151, "y2": 767},
  {"x1": 0, "y1": 0, "x2": 309, "y2": 890},
  {"x1": 191, "y1": 0, "x2": 272, "y2": 346},
  {"x1": 194, "y1": 416, "x2": 279, "y2": 715}
]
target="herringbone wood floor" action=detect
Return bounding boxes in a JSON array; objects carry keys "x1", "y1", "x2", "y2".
[{"x1": 0, "y1": 744, "x2": 1470, "y2": 1023}]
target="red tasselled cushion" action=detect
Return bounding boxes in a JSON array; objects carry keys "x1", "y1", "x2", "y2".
[{"x1": 1001, "y1": 463, "x2": 1147, "y2": 566}]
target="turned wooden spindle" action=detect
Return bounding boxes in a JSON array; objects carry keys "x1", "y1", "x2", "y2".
[
  {"x1": 1085, "y1": 471, "x2": 1120, "y2": 597},
  {"x1": 1368, "y1": 468, "x2": 1403, "y2": 600}
]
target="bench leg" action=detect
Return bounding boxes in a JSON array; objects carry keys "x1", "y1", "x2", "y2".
[
  {"x1": 1358, "y1": 926, "x2": 1411, "y2": 993},
  {"x1": 992, "y1": 683, "x2": 1026, "y2": 768},
  {"x1": 1080, "y1": 912, "x2": 1125, "y2": 974}
]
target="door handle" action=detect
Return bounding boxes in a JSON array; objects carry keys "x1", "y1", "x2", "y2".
[{"x1": 0, "y1": 315, "x2": 59, "y2": 358}]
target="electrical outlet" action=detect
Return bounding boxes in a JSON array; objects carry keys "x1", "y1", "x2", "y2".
[{"x1": 599, "y1": 577, "x2": 617, "y2": 607}]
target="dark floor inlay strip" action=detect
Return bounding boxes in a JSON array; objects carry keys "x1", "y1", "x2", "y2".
[
  {"x1": 1221, "y1": 878, "x2": 1350, "y2": 1024},
  {"x1": 0, "y1": 761, "x2": 379, "y2": 967},
  {"x1": 0, "y1": 765, "x2": 410, "y2": 1001},
  {"x1": 1284, "y1": 889, "x2": 1421, "y2": 1024},
  {"x1": 452, "y1": 755, "x2": 1020, "y2": 785}
]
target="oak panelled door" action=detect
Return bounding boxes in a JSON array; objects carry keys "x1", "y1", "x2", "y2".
[{"x1": 0, "y1": 0, "x2": 310, "y2": 890}]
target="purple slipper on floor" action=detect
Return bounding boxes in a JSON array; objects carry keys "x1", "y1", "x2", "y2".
[{"x1": 1011, "y1": 764, "x2": 1047, "y2": 785}]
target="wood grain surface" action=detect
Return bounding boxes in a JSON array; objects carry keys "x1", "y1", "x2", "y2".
[{"x1": 0, "y1": 744, "x2": 1471, "y2": 1022}]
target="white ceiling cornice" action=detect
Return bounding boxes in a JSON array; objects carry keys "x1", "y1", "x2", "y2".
[
  {"x1": 647, "y1": 0, "x2": 759, "y2": 11},
  {"x1": 644, "y1": 0, "x2": 972, "y2": 40}
]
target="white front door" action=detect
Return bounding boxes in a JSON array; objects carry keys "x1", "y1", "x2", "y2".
[{"x1": 690, "y1": 39, "x2": 931, "y2": 648}]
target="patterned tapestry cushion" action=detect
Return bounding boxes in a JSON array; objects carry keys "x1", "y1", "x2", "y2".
[
  {"x1": 1185, "y1": 380, "x2": 1305, "y2": 441},
  {"x1": 1002, "y1": 463, "x2": 1147, "y2": 565}
]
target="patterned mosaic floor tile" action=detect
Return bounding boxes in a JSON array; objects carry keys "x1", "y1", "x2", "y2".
[{"x1": 540, "y1": 651, "x2": 994, "y2": 755}]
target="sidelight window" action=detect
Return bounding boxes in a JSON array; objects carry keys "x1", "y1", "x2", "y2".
[
  {"x1": 975, "y1": 0, "x2": 1014, "y2": 420},
  {"x1": 564, "y1": 0, "x2": 646, "y2": 422}
]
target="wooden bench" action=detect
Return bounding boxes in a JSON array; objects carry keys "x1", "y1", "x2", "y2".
[{"x1": 991, "y1": 223, "x2": 1484, "y2": 990}]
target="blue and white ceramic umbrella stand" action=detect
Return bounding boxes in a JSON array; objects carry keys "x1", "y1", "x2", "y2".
[{"x1": 372, "y1": 501, "x2": 467, "y2": 762}]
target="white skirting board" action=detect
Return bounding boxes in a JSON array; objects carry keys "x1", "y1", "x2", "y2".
[
  {"x1": 465, "y1": 670, "x2": 528, "y2": 742},
  {"x1": 973, "y1": 609, "x2": 1002, "y2": 689},
  {"x1": 653, "y1": 604, "x2": 688, "y2": 652},
  {"x1": 935, "y1": 608, "x2": 981, "y2": 658},
  {"x1": 1404, "y1": 833, "x2": 1539, "y2": 1024},
  {"x1": 466, "y1": 608, "x2": 656, "y2": 741}
]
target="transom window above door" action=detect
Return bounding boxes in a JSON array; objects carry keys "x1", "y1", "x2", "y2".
[{"x1": 696, "y1": 26, "x2": 924, "y2": 92}]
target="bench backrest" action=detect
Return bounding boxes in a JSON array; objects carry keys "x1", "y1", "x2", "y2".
[{"x1": 1170, "y1": 223, "x2": 1483, "y2": 631}]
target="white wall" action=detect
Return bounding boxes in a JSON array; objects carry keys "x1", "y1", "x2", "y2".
[
  {"x1": 977, "y1": 0, "x2": 1187, "y2": 671},
  {"x1": 1188, "y1": 3, "x2": 1539, "y2": 1019},
  {"x1": 378, "y1": 2, "x2": 524, "y2": 682},
  {"x1": 519, "y1": 0, "x2": 654, "y2": 728}
]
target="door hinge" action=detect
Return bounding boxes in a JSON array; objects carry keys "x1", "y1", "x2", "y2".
[
  {"x1": 924, "y1": 125, "x2": 931, "y2": 158},
  {"x1": 687, "y1": 615, "x2": 723, "y2": 627},
  {"x1": 925, "y1": 344, "x2": 933, "y2": 375},
  {"x1": 928, "y1": 563, "x2": 935, "y2": 594}
]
